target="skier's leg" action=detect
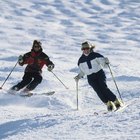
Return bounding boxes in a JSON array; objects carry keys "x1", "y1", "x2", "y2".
[
  {"x1": 87, "y1": 75, "x2": 108, "y2": 103},
  {"x1": 100, "y1": 71, "x2": 123, "y2": 108},
  {"x1": 88, "y1": 72, "x2": 117, "y2": 111},
  {"x1": 89, "y1": 77, "x2": 116, "y2": 111},
  {"x1": 26, "y1": 73, "x2": 42, "y2": 91},
  {"x1": 11, "y1": 73, "x2": 32, "y2": 91},
  {"x1": 97, "y1": 70, "x2": 117, "y2": 102},
  {"x1": 98, "y1": 73, "x2": 122, "y2": 110}
]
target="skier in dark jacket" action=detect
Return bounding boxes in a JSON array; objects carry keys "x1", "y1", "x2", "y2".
[
  {"x1": 74, "y1": 41, "x2": 122, "y2": 111},
  {"x1": 11, "y1": 40, "x2": 54, "y2": 94}
]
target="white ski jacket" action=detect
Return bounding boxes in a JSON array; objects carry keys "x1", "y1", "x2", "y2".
[{"x1": 77, "y1": 52, "x2": 108, "y2": 78}]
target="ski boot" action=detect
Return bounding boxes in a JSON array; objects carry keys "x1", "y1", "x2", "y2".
[
  {"x1": 11, "y1": 86, "x2": 19, "y2": 91},
  {"x1": 20, "y1": 88, "x2": 33, "y2": 97},
  {"x1": 106, "y1": 101, "x2": 115, "y2": 111},
  {"x1": 9, "y1": 86, "x2": 19, "y2": 94},
  {"x1": 114, "y1": 99, "x2": 123, "y2": 109}
]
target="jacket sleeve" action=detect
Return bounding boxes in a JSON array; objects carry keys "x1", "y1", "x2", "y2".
[
  {"x1": 22, "y1": 52, "x2": 31, "y2": 65},
  {"x1": 77, "y1": 58, "x2": 85, "y2": 78},
  {"x1": 18, "y1": 52, "x2": 31, "y2": 66},
  {"x1": 95, "y1": 55, "x2": 108, "y2": 68},
  {"x1": 46, "y1": 57, "x2": 54, "y2": 66},
  {"x1": 43, "y1": 53, "x2": 54, "y2": 67},
  {"x1": 78, "y1": 68, "x2": 85, "y2": 78}
]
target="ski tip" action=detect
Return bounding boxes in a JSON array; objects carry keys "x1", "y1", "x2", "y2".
[{"x1": 43, "y1": 91, "x2": 55, "y2": 95}]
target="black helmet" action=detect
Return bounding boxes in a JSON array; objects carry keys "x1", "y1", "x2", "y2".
[
  {"x1": 32, "y1": 40, "x2": 42, "y2": 52},
  {"x1": 32, "y1": 40, "x2": 42, "y2": 48}
]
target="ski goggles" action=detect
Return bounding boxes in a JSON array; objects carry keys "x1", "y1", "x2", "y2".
[
  {"x1": 82, "y1": 47, "x2": 90, "y2": 50},
  {"x1": 34, "y1": 45, "x2": 40, "y2": 48}
]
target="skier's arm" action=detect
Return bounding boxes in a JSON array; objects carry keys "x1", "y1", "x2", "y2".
[
  {"x1": 18, "y1": 52, "x2": 31, "y2": 66},
  {"x1": 78, "y1": 68, "x2": 85, "y2": 78},
  {"x1": 74, "y1": 68, "x2": 85, "y2": 82},
  {"x1": 44, "y1": 55, "x2": 55, "y2": 71},
  {"x1": 18, "y1": 55, "x2": 25, "y2": 66},
  {"x1": 96, "y1": 57, "x2": 109, "y2": 68}
]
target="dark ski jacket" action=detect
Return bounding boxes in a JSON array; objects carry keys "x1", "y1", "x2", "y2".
[{"x1": 19, "y1": 49, "x2": 54, "y2": 73}]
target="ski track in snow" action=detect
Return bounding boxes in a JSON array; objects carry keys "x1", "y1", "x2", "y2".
[{"x1": 0, "y1": 0, "x2": 140, "y2": 140}]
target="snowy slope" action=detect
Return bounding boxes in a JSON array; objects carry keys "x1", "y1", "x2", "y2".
[{"x1": 0, "y1": 0, "x2": 140, "y2": 139}]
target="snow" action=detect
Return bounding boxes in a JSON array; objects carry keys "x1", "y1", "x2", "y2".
[{"x1": 0, "y1": 0, "x2": 140, "y2": 139}]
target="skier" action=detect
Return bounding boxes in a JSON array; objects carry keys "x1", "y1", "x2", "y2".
[
  {"x1": 74, "y1": 41, "x2": 122, "y2": 111},
  {"x1": 11, "y1": 40, "x2": 54, "y2": 95}
]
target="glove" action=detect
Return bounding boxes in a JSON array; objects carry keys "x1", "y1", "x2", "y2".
[
  {"x1": 18, "y1": 55, "x2": 23, "y2": 63},
  {"x1": 104, "y1": 57, "x2": 109, "y2": 64},
  {"x1": 47, "y1": 64, "x2": 54, "y2": 71},
  {"x1": 74, "y1": 74, "x2": 81, "y2": 82}
]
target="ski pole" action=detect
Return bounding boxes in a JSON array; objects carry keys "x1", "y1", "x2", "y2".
[
  {"x1": 0, "y1": 61, "x2": 18, "y2": 89},
  {"x1": 107, "y1": 64, "x2": 123, "y2": 102},
  {"x1": 76, "y1": 80, "x2": 79, "y2": 110},
  {"x1": 51, "y1": 71, "x2": 69, "y2": 89}
]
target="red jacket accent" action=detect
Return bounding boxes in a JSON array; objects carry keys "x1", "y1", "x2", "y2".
[{"x1": 20, "y1": 51, "x2": 54, "y2": 73}]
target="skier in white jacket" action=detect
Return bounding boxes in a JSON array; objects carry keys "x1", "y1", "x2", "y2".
[{"x1": 74, "y1": 41, "x2": 122, "y2": 111}]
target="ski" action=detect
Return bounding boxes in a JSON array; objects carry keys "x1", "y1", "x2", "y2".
[
  {"x1": 95, "y1": 103, "x2": 128, "y2": 115},
  {"x1": 2, "y1": 89, "x2": 55, "y2": 97},
  {"x1": 19, "y1": 91, "x2": 55, "y2": 97},
  {"x1": 114, "y1": 103, "x2": 128, "y2": 112}
]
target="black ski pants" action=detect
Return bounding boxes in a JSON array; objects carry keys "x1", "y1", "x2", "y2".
[
  {"x1": 13, "y1": 72, "x2": 42, "y2": 91},
  {"x1": 87, "y1": 70, "x2": 116, "y2": 104}
]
